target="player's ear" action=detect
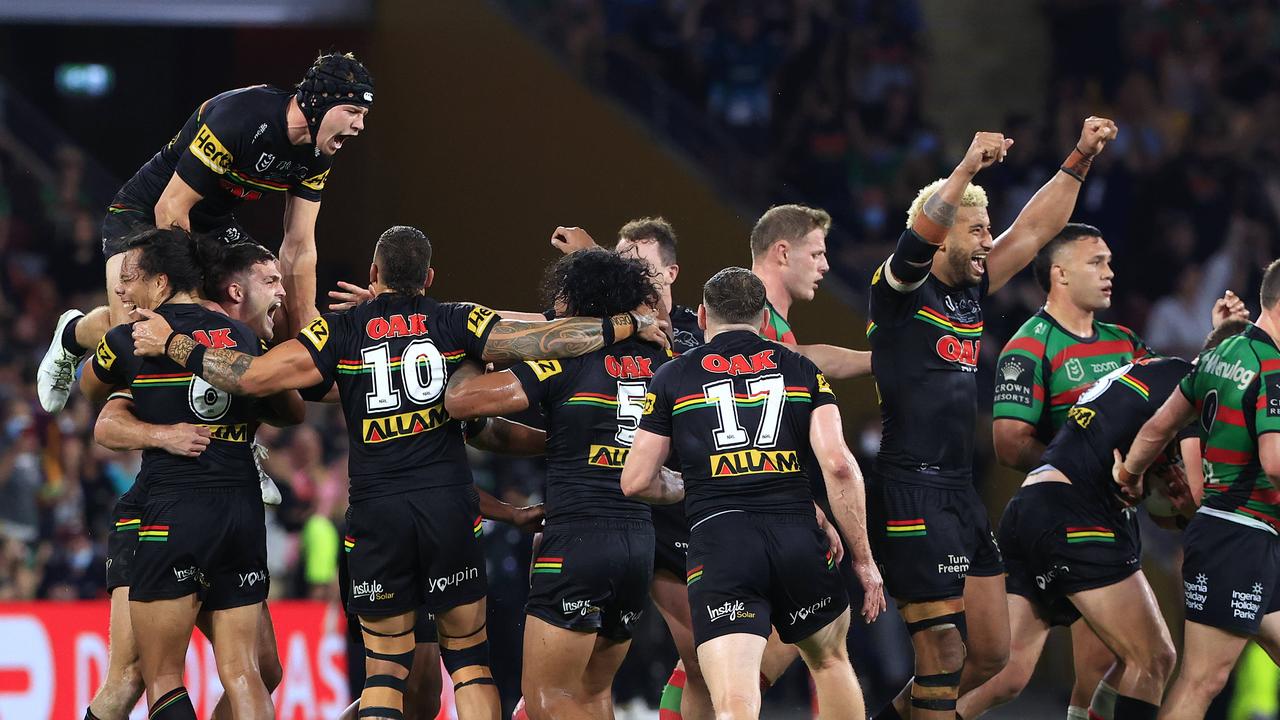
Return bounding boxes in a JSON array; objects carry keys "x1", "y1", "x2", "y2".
[
  {"x1": 368, "y1": 262, "x2": 379, "y2": 286},
  {"x1": 697, "y1": 304, "x2": 707, "y2": 331},
  {"x1": 667, "y1": 263, "x2": 680, "y2": 284},
  {"x1": 424, "y1": 267, "x2": 435, "y2": 290},
  {"x1": 773, "y1": 240, "x2": 790, "y2": 266}
]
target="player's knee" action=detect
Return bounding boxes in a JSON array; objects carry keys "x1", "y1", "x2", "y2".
[
  {"x1": 968, "y1": 641, "x2": 1007, "y2": 685},
  {"x1": 709, "y1": 689, "x2": 760, "y2": 720},
  {"x1": 986, "y1": 660, "x2": 1034, "y2": 706},
  {"x1": 258, "y1": 652, "x2": 283, "y2": 693},
  {"x1": 1148, "y1": 638, "x2": 1177, "y2": 686}
]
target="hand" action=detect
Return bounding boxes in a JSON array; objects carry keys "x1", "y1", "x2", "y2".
[
  {"x1": 550, "y1": 226, "x2": 599, "y2": 255},
  {"x1": 1211, "y1": 290, "x2": 1250, "y2": 328},
  {"x1": 815, "y1": 506, "x2": 845, "y2": 564},
  {"x1": 1077, "y1": 116, "x2": 1118, "y2": 157},
  {"x1": 1112, "y1": 449, "x2": 1143, "y2": 506},
  {"x1": 852, "y1": 559, "x2": 887, "y2": 623},
  {"x1": 632, "y1": 308, "x2": 671, "y2": 351},
  {"x1": 132, "y1": 308, "x2": 175, "y2": 357},
  {"x1": 959, "y1": 132, "x2": 1014, "y2": 174},
  {"x1": 1160, "y1": 463, "x2": 1197, "y2": 515},
  {"x1": 159, "y1": 423, "x2": 212, "y2": 458},
  {"x1": 511, "y1": 504, "x2": 545, "y2": 533},
  {"x1": 328, "y1": 281, "x2": 374, "y2": 311}
]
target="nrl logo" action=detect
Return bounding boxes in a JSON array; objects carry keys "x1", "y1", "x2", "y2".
[
  {"x1": 999, "y1": 360, "x2": 1024, "y2": 382},
  {"x1": 255, "y1": 152, "x2": 275, "y2": 172},
  {"x1": 1065, "y1": 358, "x2": 1085, "y2": 382}
]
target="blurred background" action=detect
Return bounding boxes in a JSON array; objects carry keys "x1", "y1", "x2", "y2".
[{"x1": 1, "y1": 0, "x2": 1279, "y2": 718}]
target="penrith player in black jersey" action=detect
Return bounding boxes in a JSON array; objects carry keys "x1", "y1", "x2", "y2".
[
  {"x1": 80, "y1": 229, "x2": 303, "y2": 720},
  {"x1": 40, "y1": 52, "x2": 373, "y2": 415},
  {"x1": 622, "y1": 267, "x2": 884, "y2": 720},
  {"x1": 868, "y1": 117, "x2": 1116, "y2": 720},
  {"x1": 130, "y1": 225, "x2": 667, "y2": 720},
  {"x1": 444, "y1": 249, "x2": 668, "y2": 720}
]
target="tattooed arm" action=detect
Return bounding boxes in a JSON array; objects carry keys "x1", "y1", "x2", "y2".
[{"x1": 481, "y1": 313, "x2": 668, "y2": 363}]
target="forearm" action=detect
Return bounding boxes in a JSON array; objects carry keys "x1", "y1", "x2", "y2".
[
  {"x1": 996, "y1": 430, "x2": 1046, "y2": 473},
  {"x1": 792, "y1": 344, "x2": 871, "y2": 380},
  {"x1": 483, "y1": 315, "x2": 634, "y2": 363},
  {"x1": 95, "y1": 413, "x2": 165, "y2": 451},
  {"x1": 912, "y1": 164, "x2": 977, "y2": 244},
  {"x1": 1125, "y1": 423, "x2": 1179, "y2": 476},
  {"x1": 826, "y1": 470, "x2": 872, "y2": 562},
  {"x1": 280, "y1": 230, "x2": 320, "y2": 335},
  {"x1": 637, "y1": 467, "x2": 684, "y2": 504},
  {"x1": 259, "y1": 391, "x2": 306, "y2": 427},
  {"x1": 477, "y1": 487, "x2": 516, "y2": 524},
  {"x1": 167, "y1": 335, "x2": 266, "y2": 396},
  {"x1": 1008, "y1": 170, "x2": 1083, "y2": 243}
]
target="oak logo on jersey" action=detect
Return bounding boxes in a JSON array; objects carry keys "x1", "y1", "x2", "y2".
[
  {"x1": 95, "y1": 337, "x2": 117, "y2": 371},
  {"x1": 701, "y1": 350, "x2": 776, "y2": 376},
  {"x1": 366, "y1": 313, "x2": 428, "y2": 340},
  {"x1": 1066, "y1": 406, "x2": 1096, "y2": 429},
  {"x1": 604, "y1": 355, "x2": 654, "y2": 379},
  {"x1": 300, "y1": 169, "x2": 330, "y2": 192},
  {"x1": 362, "y1": 404, "x2": 449, "y2": 444},
  {"x1": 588, "y1": 444, "x2": 630, "y2": 468},
  {"x1": 190, "y1": 124, "x2": 233, "y2": 174},
  {"x1": 525, "y1": 359, "x2": 563, "y2": 381},
  {"x1": 710, "y1": 449, "x2": 801, "y2": 477},
  {"x1": 301, "y1": 316, "x2": 330, "y2": 351},
  {"x1": 936, "y1": 336, "x2": 980, "y2": 370},
  {"x1": 467, "y1": 306, "x2": 497, "y2": 337},
  {"x1": 191, "y1": 328, "x2": 238, "y2": 349},
  {"x1": 199, "y1": 423, "x2": 250, "y2": 442},
  {"x1": 994, "y1": 355, "x2": 1035, "y2": 407}
]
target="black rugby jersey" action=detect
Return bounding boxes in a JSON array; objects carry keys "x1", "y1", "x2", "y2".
[
  {"x1": 91, "y1": 304, "x2": 263, "y2": 494},
  {"x1": 510, "y1": 337, "x2": 669, "y2": 525},
  {"x1": 1041, "y1": 357, "x2": 1192, "y2": 510},
  {"x1": 112, "y1": 86, "x2": 333, "y2": 231},
  {"x1": 296, "y1": 293, "x2": 501, "y2": 503},
  {"x1": 867, "y1": 230, "x2": 989, "y2": 487},
  {"x1": 639, "y1": 329, "x2": 836, "y2": 525},
  {"x1": 670, "y1": 304, "x2": 705, "y2": 356}
]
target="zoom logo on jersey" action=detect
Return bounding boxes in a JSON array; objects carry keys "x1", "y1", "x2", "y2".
[
  {"x1": 1201, "y1": 353, "x2": 1258, "y2": 390},
  {"x1": 428, "y1": 566, "x2": 479, "y2": 593},
  {"x1": 362, "y1": 404, "x2": 449, "y2": 443},
  {"x1": 366, "y1": 314, "x2": 429, "y2": 340},
  {"x1": 589, "y1": 444, "x2": 630, "y2": 468},
  {"x1": 605, "y1": 355, "x2": 654, "y2": 379},
  {"x1": 936, "y1": 336, "x2": 980, "y2": 369},
  {"x1": 707, "y1": 600, "x2": 755, "y2": 623},
  {"x1": 788, "y1": 596, "x2": 832, "y2": 625},
  {"x1": 352, "y1": 580, "x2": 395, "y2": 602},
  {"x1": 190, "y1": 124, "x2": 233, "y2": 174},
  {"x1": 710, "y1": 449, "x2": 801, "y2": 477},
  {"x1": 702, "y1": 350, "x2": 777, "y2": 376}
]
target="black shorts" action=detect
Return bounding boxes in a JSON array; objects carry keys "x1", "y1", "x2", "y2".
[
  {"x1": 101, "y1": 204, "x2": 252, "y2": 258},
  {"x1": 999, "y1": 482, "x2": 1141, "y2": 627},
  {"x1": 651, "y1": 503, "x2": 690, "y2": 579},
  {"x1": 106, "y1": 497, "x2": 146, "y2": 591},
  {"x1": 345, "y1": 485, "x2": 487, "y2": 618},
  {"x1": 868, "y1": 478, "x2": 1004, "y2": 602},
  {"x1": 687, "y1": 511, "x2": 848, "y2": 647},
  {"x1": 338, "y1": 540, "x2": 438, "y2": 643},
  {"x1": 1181, "y1": 512, "x2": 1280, "y2": 636},
  {"x1": 129, "y1": 487, "x2": 269, "y2": 611},
  {"x1": 525, "y1": 519, "x2": 654, "y2": 641}
]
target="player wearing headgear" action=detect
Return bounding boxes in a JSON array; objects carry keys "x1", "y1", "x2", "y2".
[
  {"x1": 964, "y1": 225, "x2": 1246, "y2": 720},
  {"x1": 129, "y1": 224, "x2": 667, "y2": 720},
  {"x1": 868, "y1": 117, "x2": 1115, "y2": 720},
  {"x1": 80, "y1": 229, "x2": 303, "y2": 720},
  {"x1": 622, "y1": 266, "x2": 885, "y2": 720},
  {"x1": 444, "y1": 248, "x2": 668, "y2": 719},
  {"x1": 84, "y1": 240, "x2": 290, "y2": 720},
  {"x1": 1117, "y1": 260, "x2": 1280, "y2": 720},
  {"x1": 38, "y1": 52, "x2": 373, "y2": 415}
]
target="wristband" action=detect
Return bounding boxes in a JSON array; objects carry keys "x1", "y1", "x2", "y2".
[
  {"x1": 183, "y1": 344, "x2": 207, "y2": 374},
  {"x1": 605, "y1": 313, "x2": 634, "y2": 344},
  {"x1": 601, "y1": 316, "x2": 616, "y2": 345},
  {"x1": 464, "y1": 416, "x2": 490, "y2": 441},
  {"x1": 1060, "y1": 145, "x2": 1094, "y2": 182},
  {"x1": 1116, "y1": 463, "x2": 1139, "y2": 487}
]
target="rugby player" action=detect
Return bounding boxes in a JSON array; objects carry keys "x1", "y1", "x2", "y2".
[
  {"x1": 967, "y1": 225, "x2": 1246, "y2": 719},
  {"x1": 130, "y1": 225, "x2": 667, "y2": 720},
  {"x1": 81, "y1": 229, "x2": 303, "y2": 719},
  {"x1": 868, "y1": 117, "x2": 1115, "y2": 720},
  {"x1": 85, "y1": 240, "x2": 290, "y2": 720},
  {"x1": 39, "y1": 51, "x2": 373, "y2": 415},
  {"x1": 444, "y1": 248, "x2": 668, "y2": 719},
  {"x1": 1117, "y1": 260, "x2": 1280, "y2": 720},
  {"x1": 622, "y1": 267, "x2": 885, "y2": 720}
]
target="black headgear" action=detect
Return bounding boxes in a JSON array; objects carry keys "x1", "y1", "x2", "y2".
[{"x1": 296, "y1": 53, "x2": 374, "y2": 144}]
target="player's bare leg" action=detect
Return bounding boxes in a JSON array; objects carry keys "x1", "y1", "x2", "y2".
[
  {"x1": 205, "y1": 603, "x2": 274, "y2": 718},
  {"x1": 759, "y1": 630, "x2": 799, "y2": 690},
  {"x1": 131, "y1": 594, "x2": 203, "y2": 718},
  {"x1": 794, "y1": 608, "x2": 864, "y2": 719},
  {"x1": 86, "y1": 586, "x2": 145, "y2": 720},
  {"x1": 958, "y1": 574, "x2": 1010, "y2": 695},
  {"x1": 582, "y1": 635, "x2": 633, "y2": 719},
  {"x1": 520, "y1": 616, "x2": 609, "y2": 720},
  {"x1": 1159, "y1": 620, "x2": 1252, "y2": 719},
  {"x1": 1069, "y1": 620, "x2": 1121, "y2": 719},
  {"x1": 205, "y1": 603, "x2": 283, "y2": 719},
  {"x1": 957, "y1": 594, "x2": 1050, "y2": 718},
  {"x1": 697, "y1": 632, "x2": 767, "y2": 720},
  {"x1": 1252, "y1": 612, "x2": 1280, "y2": 664},
  {"x1": 438, "y1": 599, "x2": 500, "y2": 720},
  {"x1": 650, "y1": 570, "x2": 713, "y2": 720},
  {"x1": 1067, "y1": 574, "x2": 1173, "y2": 714}
]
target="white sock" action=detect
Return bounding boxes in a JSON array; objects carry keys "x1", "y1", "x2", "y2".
[
  {"x1": 1067, "y1": 706, "x2": 1090, "y2": 720},
  {"x1": 1089, "y1": 681, "x2": 1120, "y2": 720}
]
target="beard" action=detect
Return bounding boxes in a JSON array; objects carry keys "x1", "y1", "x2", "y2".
[{"x1": 947, "y1": 249, "x2": 982, "y2": 288}]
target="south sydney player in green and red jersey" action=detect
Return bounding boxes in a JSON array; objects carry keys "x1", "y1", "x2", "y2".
[
  {"x1": 866, "y1": 117, "x2": 1115, "y2": 720},
  {"x1": 1119, "y1": 284, "x2": 1280, "y2": 718},
  {"x1": 444, "y1": 249, "x2": 669, "y2": 718},
  {"x1": 129, "y1": 226, "x2": 669, "y2": 720},
  {"x1": 38, "y1": 52, "x2": 372, "y2": 415}
]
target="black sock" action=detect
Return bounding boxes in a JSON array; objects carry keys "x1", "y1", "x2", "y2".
[
  {"x1": 1113, "y1": 695, "x2": 1158, "y2": 720},
  {"x1": 61, "y1": 315, "x2": 85, "y2": 356},
  {"x1": 149, "y1": 687, "x2": 196, "y2": 719},
  {"x1": 84, "y1": 708, "x2": 102, "y2": 720},
  {"x1": 873, "y1": 704, "x2": 903, "y2": 720}
]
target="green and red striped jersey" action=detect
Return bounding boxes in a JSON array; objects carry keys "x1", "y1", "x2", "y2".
[
  {"x1": 760, "y1": 300, "x2": 796, "y2": 344},
  {"x1": 1179, "y1": 323, "x2": 1280, "y2": 533},
  {"x1": 993, "y1": 309, "x2": 1150, "y2": 443}
]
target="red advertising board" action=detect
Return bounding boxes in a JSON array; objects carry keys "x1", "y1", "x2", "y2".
[{"x1": 0, "y1": 601, "x2": 457, "y2": 720}]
